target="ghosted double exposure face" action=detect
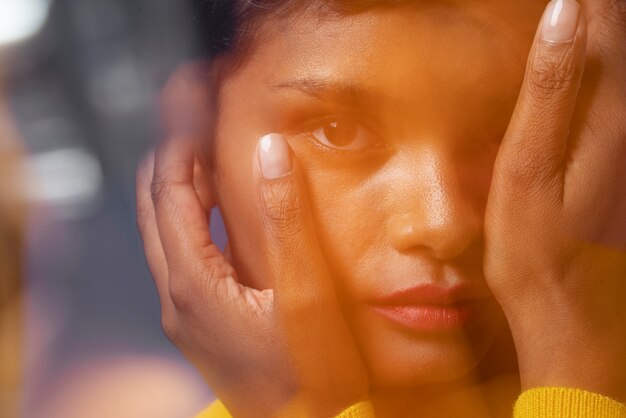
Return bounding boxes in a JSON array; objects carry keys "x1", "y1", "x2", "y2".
[{"x1": 206, "y1": 0, "x2": 545, "y2": 390}]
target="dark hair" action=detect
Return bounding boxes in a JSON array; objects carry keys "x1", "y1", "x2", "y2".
[
  {"x1": 189, "y1": 0, "x2": 412, "y2": 59},
  {"x1": 188, "y1": 1, "x2": 237, "y2": 58}
]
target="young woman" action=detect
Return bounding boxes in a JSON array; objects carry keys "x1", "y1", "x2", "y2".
[{"x1": 136, "y1": 0, "x2": 626, "y2": 416}]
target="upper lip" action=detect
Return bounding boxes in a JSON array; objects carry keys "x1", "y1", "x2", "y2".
[{"x1": 369, "y1": 283, "x2": 491, "y2": 306}]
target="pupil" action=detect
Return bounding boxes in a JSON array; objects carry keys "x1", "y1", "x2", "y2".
[{"x1": 323, "y1": 121, "x2": 357, "y2": 146}]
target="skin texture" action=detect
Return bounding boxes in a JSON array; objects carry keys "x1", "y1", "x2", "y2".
[
  {"x1": 214, "y1": 0, "x2": 540, "y2": 408},
  {"x1": 136, "y1": 0, "x2": 626, "y2": 416},
  {"x1": 485, "y1": 0, "x2": 626, "y2": 401}
]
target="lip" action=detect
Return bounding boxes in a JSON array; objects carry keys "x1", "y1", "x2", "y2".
[
  {"x1": 368, "y1": 283, "x2": 491, "y2": 331},
  {"x1": 370, "y1": 283, "x2": 490, "y2": 306},
  {"x1": 372, "y1": 303, "x2": 479, "y2": 331}
]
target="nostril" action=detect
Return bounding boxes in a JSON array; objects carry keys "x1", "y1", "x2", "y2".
[
  {"x1": 388, "y1": 213, "x2": 435, "y2": 253},
  {"x1": 388, "y1": 211, "x2": 481, "y2": 261}
]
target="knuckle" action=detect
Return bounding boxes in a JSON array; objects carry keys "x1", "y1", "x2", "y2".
[
  {"x1": 135, "y1": 173, "x2": 154, "y2": 235},
  {"x1": 169, "y1": 276, "x2": 195, "y2": 313},
  {"x1": 169, "y1": 261, "x2": 222, "y2": 313},
  {"x1": 197, "y1": 262, "x2": 223, "y2": 301},
  {"x1": 261, "y1": 180, "x2": 302, "y2": 228},
  {"x1": 500, "y1": 160, "x2": 541, "y2": 192},
  {"x1": 497, "y1": 145, "x2": 560, "y2": 191},
  {"x1": 135, "y1": 202, "x2": 153, "y2": 237},
  {"x1": 150, "y1": 175, "x2": 171, "y2": 204},
  {"x1": 161, "y1": 314, "x2": 180, "y2": 344},
  {"x1": 527, "y1": 45, "x2": 577, "y2": 98},
  {"x1": 150, "y1": 164, "x2": 187, "y2": 204},
  {"x1": 135, "y1": 205, "x2": 148, "y2": 235},
  {"x1": 136, "y1": 156, "x2": 153, "y2": 192}
]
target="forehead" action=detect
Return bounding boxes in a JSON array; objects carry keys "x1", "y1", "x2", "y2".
[
  {"x1": 231, "y1": 1, "x2": 542, "y2": 90},
  {"x1": 214, "y1": 1, "x2": 547, "y2": 144}
]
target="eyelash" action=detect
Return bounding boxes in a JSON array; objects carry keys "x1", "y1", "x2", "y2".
[{"x1": 296, "y1": 114, "x2": 387, "y2": 156}]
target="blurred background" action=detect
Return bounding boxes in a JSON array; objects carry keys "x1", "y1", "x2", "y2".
[{"x1": 0, "y1": 0, "x2": 223, "y2": 416}]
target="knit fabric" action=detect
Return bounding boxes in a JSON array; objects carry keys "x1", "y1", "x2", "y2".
[
  {"x1": 195, "y1": 399, "x2": 375, "y2": 418},
  {"x1": 197, "y1": 387, "x2": 626, "y2": 418},
  {"x1": 514, "y1": 387, "x2": 626, "y2": 418}
]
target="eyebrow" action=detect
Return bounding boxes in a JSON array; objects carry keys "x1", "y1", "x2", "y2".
[{"x1": 269, "y1": 78, "x2": 388, "y2": 107}]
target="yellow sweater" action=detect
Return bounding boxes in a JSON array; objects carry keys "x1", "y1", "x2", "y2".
[{"x1": 196, "y1": 387, "x2": 626, "y2": 418}]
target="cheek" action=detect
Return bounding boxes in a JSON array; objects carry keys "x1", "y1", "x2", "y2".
[
  {"x1": 300, "y1": 149, "x2": 497, "y2": 282},
  {"x1": 302, "y1": 163, "x2": 388, "y2": 296}
]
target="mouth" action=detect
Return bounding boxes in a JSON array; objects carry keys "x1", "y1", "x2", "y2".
[
  {"x1": 371, "y1": 303, "x2": 478, "y2": 331},
  {"x1": 368, "y1": 283, "x2": 491, "y2": 332}
]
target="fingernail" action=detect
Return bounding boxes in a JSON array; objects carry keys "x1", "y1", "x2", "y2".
[
  {"x1": 258, "y1": 133, "x2": 292, "y2": 179},
  {"x1": 541, "y1": 0, "x2": 580, "y2": 43}
]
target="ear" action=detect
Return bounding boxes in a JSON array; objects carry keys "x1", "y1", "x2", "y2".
[{"x1": 161, "y1": 59, "x2": 220, "y2": 213}]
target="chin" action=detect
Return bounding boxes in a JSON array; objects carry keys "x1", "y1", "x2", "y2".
[
  {"x1": 351, "y1": 307, "x2": 504, "y2": 389},
  {"x1": 366, "y1": 334, "x2": 487, "y2": 389}
]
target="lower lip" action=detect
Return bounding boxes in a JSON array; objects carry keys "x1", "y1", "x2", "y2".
[{"x1": 371, "y1": 303, "x2": 477, "y2": 331}]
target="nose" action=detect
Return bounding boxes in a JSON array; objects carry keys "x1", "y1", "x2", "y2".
[{"x1": 386, "y1": 149, "x2": 484, "y2": 261}]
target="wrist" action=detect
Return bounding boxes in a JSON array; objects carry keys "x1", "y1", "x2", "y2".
[{"x1": 519, "y1": 359, "x2": 626, "y2": 404}]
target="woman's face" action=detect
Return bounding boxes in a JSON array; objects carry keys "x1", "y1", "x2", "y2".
[{"x1": 210, "y1": 0, "x2": 543, "y2": 388}]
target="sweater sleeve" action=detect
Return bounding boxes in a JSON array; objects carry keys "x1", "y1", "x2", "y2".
[
  {"x1": 513, "y1": 387, "x2": 626, "y2": 418},
  {"x1": 195, "y1": 399, "x2": 231, "y2": 418},
  {"x1": 196, "y1": 388, "x2": 626, "y2": 418},
  {"x1": 194, "y1": 400, "x2": 376, "y2": 418}
]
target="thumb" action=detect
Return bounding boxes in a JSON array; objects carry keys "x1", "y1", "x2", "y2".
[{"x1": 255, "y1": 133, "x2": 369, "y2": 415}]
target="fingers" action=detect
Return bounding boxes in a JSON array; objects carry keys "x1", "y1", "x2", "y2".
[
  {"x1": 496, "y1": 0, "x2": 587, "y2": 194},
  {"x1": 577, "y1": 0, "x2": 626, "y2": 61},
  {"x1": 569, "y1": 0, "x2": 626, "y2": 196},
  {"x1": 152, "y1": 136, "x2": 235, "y2": 314},
  {"x1": 152, "y1": 134, "x2": 214, "y2": 262},
  {"x1": 136, "y1": 151, "x2": 173, "y2": 310},
  {"x1": 255, "y1": 134, "x2": 368, "y2": 403},
  {"x1": 580, "y1": 0, "x2": 626, "y2": 50},
  {"x1": 151, "y1": 66, "x2": 233, "y2": 311}
]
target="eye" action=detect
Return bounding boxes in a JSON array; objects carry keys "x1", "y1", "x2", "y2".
[{"x1": 310, "y1": 119, "x2": 380, "y2": 151}]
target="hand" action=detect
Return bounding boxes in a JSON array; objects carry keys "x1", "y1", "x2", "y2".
[
  {"x1": 485, "y1": 0, "x2": 626, "y2": 401},
  {"x1": 136, "y1": 65, "x2": 368, "y2": 418}
]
